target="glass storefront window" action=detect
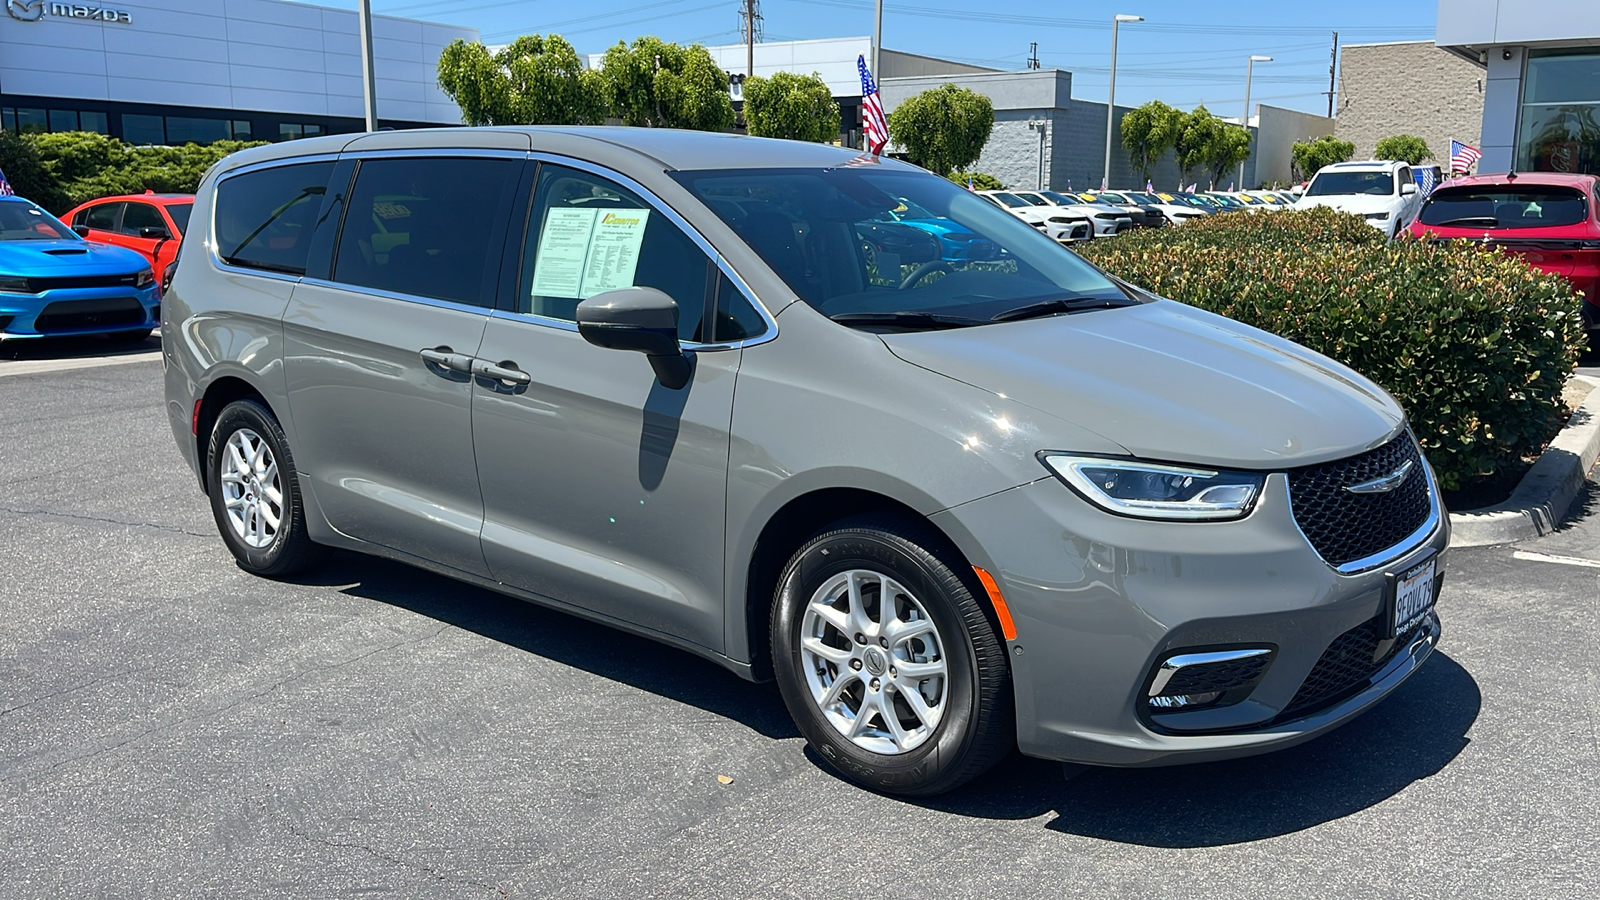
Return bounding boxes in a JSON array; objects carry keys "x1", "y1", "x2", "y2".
[
  {"x1": 16, "y1": 108, "x2": 47, "y2": 134},
  {"x1": 80, "y1": 111, "x2": 108, "y2": 134},
  {"x1": 278, "y1": 123, "x2": 303, "y2": 141},
  {"x1": 230, "y1": 120, "x2": 252, "y2": 140},
  {"x1": 166, "y1": 116, "x2": 229, "y2": 144},
  {"x1": 123, "y1": 114, "x2": 165, "y2": 145},
  {"x1": 2, "y1": 109, "x2": 13, "y2": 134},
  {"x1": 48, "y1": 110, "x2": 78, "y2": 132},
  {"x1": 1517, "y1": 50, "x2": 1600, "y2": 175}
]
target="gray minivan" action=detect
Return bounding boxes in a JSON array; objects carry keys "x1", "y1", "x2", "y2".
[{"x1": 164, "y1": 128, "x2": 1447, "y2": 795}]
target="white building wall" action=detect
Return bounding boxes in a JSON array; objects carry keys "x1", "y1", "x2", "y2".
[{"x1": 0, "y1": 0, "x2": 476, "y2": 123}]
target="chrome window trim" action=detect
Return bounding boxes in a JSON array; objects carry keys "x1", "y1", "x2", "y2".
[
  {"x1": 207, "y1": 153, "x2": 342, "y2": 283},
  {"x1": 339, "y1": 147, "x2": 533, "y2": 161},
  {"x1": 1284, "y1": 433, "x2": 1444, "y2": 576},
  {"x1": 297, "y1": 276, "x2": 494, "y2": 316},
  {"x1": 523, "y1": 151, "x2": 779, "y2": 350}
]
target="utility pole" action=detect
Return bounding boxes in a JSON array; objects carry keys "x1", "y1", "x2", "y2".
[
  {"x1": 1326, "y1": 31, "x2": 1339, "y2": 118},
  {"x1": 1027, "y1": 42, "x2": 1039, "y2": 70},
  {"x1": 1103, "y1": 14, "x2": 1142, "y2": 191},
  {"x1": 357, "y1": 0, "x2": 378, "y2": 131},
  {"x1": 740, "y1": 0, "x2": 763, "y2": 78}
]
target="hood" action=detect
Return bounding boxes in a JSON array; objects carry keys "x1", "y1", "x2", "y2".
[
  {"x1": 0, "y1": 239, "x2": 150, "y2": 276},
  {"x1": 879, "y1": 299, "x2": 1403, "y2": 469},
  {"x1": 1296, "y1": 193, "x2": 1401, "y2": 215}
]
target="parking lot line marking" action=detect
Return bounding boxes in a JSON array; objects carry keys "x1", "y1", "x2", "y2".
[
  {"x1": 1512, "y1": 550, "x2": 1600, "y2": 569},
  {"x1": 0, "y1": 350, "x2": 161, "y2": 378}
]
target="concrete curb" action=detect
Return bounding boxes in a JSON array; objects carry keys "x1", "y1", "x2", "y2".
[{"x1": 1449, "y1": 383, "x2": 1600, "y2": 548}]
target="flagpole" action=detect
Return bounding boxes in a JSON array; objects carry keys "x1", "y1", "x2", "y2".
[{"x1": 873, "y1": 0, "x2": 883, "y2": 89}]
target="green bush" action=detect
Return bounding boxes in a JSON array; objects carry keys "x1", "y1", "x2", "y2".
[
  {"x1": 1076, "y1": 207, "x2": 1584, "y2": 491},
  {"x1": 11, "y1": 132, "x2": 266, "y2": 215},
  {"x1": 948, "y1": 171, "x2": 1004, "y2": 191}
]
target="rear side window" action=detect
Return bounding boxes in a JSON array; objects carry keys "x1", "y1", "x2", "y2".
[
  {"x1": 215, "y1": 162, "x2": 333, "y2": 276},
  {"x1": 166, "y1": 203, "x2": 192, "y2": 235},
  {"x1": 84, "y1": 203, "x2": 121, "y2": 231},
  {"x1": 120, "y1": 202, "x2": 166, "y2": 236},
  {"x1": 332, "y1": 156, "x2": 520, "y2": 307},
  {"x1": 1418, "y1": 186, "x2": 1589, "y2": 228}
]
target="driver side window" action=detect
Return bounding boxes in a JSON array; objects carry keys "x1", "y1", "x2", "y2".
[{"x1": 521, "y1": 164, "x2": 708, "y2": 343}]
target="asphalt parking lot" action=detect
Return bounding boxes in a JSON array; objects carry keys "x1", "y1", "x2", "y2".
[{"x1": 1, "y1": 341, "x2": 1597, "y2": 898}]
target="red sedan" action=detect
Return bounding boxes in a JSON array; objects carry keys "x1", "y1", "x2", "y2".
[
  {"x1": 61, "y1": 193, "x2": 193, "y2": 288},
  {"x1": 1408, "y1": 172, "x2": 1600, "y2": 340}
]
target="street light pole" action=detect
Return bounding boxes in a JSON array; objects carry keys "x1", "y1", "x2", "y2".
[
  {"x1": 357, "y1": 0, "x2": 378, "y2": 132},
  {"x1": 1240, "y1": 54, "x2": 1272, "y2": 188},
  {"x1": 1103, "y1": 14, "x2": 1142, "y2": 191},
  {"x1": 873, "y1": 0, "x2": 883, "y2": 87}
]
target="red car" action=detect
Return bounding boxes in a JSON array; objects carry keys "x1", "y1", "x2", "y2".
[
  {"x1": 1408, "y1": 172, "x2": 1600, "y2": 339},
  {"x1": 62, "y1": 193, "x2": 193, "y2": 288}
]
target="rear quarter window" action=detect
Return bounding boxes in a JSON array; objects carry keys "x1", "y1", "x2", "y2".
[{"x1": 215, "y1": 162, "x2": 334, "y2": 275}]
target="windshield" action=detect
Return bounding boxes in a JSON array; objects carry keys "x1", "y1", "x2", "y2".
[
  {"x1": 674, "y1": 167, "x2": 1134, "y2": 328},
  {"x1": 1418, "y1": 185, "x2": 1588, "y2": 229},
  {"x1": 1125, "y1": 192, "x2": 1161, "y2": 204},
  {"x1": 1306, "y1": 171, "x2": 1397, "y2": 196},
  {"x1": 1041, "y1": 191, "x2": 1083, "y2": 206},
  {"x1": 988, "y1": 192, "x2": 1029, "y2": 208},
  {"x1": 0, "y1": 200, "x2": 76, "y2": 241},
  {"x1": 1012, "y1": 192, "x2": 1053, "y2": 206},
  {"x1": 166, "y1": 202, "x2": 193, "y2": 234}
]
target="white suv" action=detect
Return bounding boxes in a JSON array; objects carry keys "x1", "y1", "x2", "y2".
[{"x1": 1295, "y1": 160, "x2": 1421, "y2": 237}]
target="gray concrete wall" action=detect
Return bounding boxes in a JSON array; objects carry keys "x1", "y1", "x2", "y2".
[
  {"x1": 1479, "y1": 46, "x2": 1523, "y2": 172},
  {"x1": 1334, "y1": 41, "x2": 1484, "y2": 167},
  {"x1": 1257, "y1": 105, "x2": 1335, "y2": 185}
]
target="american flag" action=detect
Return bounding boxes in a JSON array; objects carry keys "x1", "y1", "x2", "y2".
[
  {"x1": 0, "y1": 166, "x2": 14, "y2": 197},
  {"x1": 1450, "y1": 140, "x2": 1482, "y2": 175},
  {"x1": 858, "y1": 55, "x2": 888, "y2": 155}
]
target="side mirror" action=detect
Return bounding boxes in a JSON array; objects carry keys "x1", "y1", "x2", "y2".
[
  {"x1": 1400, "y1": 182, "x2": 1418, "y2": 196},
  {"x1": 140, "y1": 226, "x2": 171, "y2": 240},
  {"x1": 576, "y1": 287, "x2": 691, "y2": 389},
  {"x1": 72, "y1": 224, "x2": 91, "y2": 237}
]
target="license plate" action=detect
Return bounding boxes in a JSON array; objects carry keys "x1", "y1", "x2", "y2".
[{"x1": 1390, "y1": 557, "x2": 1437, "y2": 637}]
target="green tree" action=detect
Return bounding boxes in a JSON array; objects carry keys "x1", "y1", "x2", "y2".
[
  {"x1": 1174, "y1": 105, "x2": 1222, "y2": 187},
  {"x1": 19, "y1": 132, "x2": 265, "y2": 214},
  {"x1": 1204, "y1": 123, "x2": 1253, "y2": 188},
  {"x1": 887, "y1": 83, "x2": 994, "y2": 176},
  {"x1": 437, "y1": 34, "x2": 605, "y2": 126},
  {"x1": 1120, "y1": 100, "x2": 1184, "y2": 183},
  {"x1": 949, "y1": 171, "x2": 1004, "y2": 190},
  {"x1": 1292, "y1": 134, "x2": 1356, "y2": 180},
  {"x1": 598, "y1": 37, "x2": 735, "y2": 131},
  {"x1": 0, "y1": 130, "x2": 69, "y2": 211},
  {"x1": 1374, "y1": 134, "x2": 1433, "y2": 165},
  {"x1": 742, "y1": 71, "x2": 839, "y2": 142}
]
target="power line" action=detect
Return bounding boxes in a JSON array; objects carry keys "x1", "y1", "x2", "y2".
[{"x1": 483, "y1": 0, "x2": 725, "y2": 39}]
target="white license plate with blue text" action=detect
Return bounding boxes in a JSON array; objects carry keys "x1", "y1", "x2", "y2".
[{"x1": 1392, "y1": 557, "x2": 1436, "y2": 635}]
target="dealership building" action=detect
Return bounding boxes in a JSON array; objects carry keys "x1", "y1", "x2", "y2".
[
  {"x1": 0, "y1": 0, "x2": 476, "y2": 143},
  {"x1": 1436, "y1": 0, "x2": 1600, "y2": 174}
]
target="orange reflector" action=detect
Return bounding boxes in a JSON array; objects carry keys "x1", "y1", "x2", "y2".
[
  {"x1": 972, "y1": 566, "x2": 1017, "y2": 641},
  {"x1": 191, "y1": 399, "x2": 203, "y2": 436}
]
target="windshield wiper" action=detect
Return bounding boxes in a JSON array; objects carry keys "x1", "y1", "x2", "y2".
[
  {"x1": 829, "y1": 311, "x2": 989, "y2": 330},
  {"x1": 1431, "y1": 216, "x2": 1500, "y2": 228},
  {"x1": 989, "y1": 296, "x2": 1138, "y2": 322}
]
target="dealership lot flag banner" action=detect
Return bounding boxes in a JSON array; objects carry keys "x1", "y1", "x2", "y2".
[
  {"x1": 1450, "y1": 140, "x2": 1482, "y2": 175},
  {"x1": 0, "y1": 168, "x2": 13, "y2": 196},
  {"x1": 858, "y1": 56, "x2": 888, "y2": 155},
  {"x1": 1414, "y1": 167, "x2": 1438, "y2": 195}
]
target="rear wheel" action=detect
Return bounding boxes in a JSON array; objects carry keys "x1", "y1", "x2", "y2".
[
  {"x1": 771, "y1": 516, "x2": 1013, "y2": 796},
  {"x1": 205, "y1": 399, "x2": 323, "y2": 577}
]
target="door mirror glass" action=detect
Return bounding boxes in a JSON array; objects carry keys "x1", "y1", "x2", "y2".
[
  {"x1": 139, "y1": 226, "x2": 170, "y2": 240},
  {"x1": 576, "y1": 287, "x2": 691, "y2": 389},
  {"x1": 72, "y1": 224, "x2": 91, "y2": 238}
]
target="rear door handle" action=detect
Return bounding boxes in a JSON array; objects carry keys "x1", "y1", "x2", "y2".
[
  {"x1": 419, "y1": 346, "x2": 474, "y2": 373},
  {"x1": 471, "y1": 358, "x2": 532, "y2": 386}
]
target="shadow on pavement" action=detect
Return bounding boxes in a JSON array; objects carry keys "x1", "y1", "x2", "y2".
[
  {"x1": 292, "y1": 550, "x2": 801, "y2": 741},
  {"x1": 0, "y1": 331, "x2": 159, "y2": 360}
]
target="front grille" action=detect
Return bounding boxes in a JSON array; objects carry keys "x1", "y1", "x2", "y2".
[
  {"x1": 1158, "y1": 655, "x2": 1271, "y2": 698},
  {"x1": 33, "y1": 297, "x2": 145, "y2": 333},
  {"x1": 1281, "y1": 614, "x2": 1420, "y2": 718},
  {"x1": 21, "y1": 273, "x2": 141, "y2": 294},
  {"x1": 1287, "y1": 433, "x2": 1432, "y2": 567}
]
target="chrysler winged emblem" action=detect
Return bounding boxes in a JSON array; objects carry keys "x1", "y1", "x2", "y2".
[{"x1": 1344, "y1": 459, "x2": 1414, "y2": 494}]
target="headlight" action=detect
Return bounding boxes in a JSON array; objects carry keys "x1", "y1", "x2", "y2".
[
  {"x1": 134, "y1": 268, "x2": 155, "y2": 288},
  {"x1": 1040, "y1": 454, "x2": 1264, "y2": 521},
  {"x1": 0, "y1": 275, "x2": 31, "y2": 293},
  {"x1": 1364, "y1": 211, "x2": 1391, "y2": 221}
]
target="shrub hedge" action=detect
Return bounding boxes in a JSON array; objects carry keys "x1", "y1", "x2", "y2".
[
  {"x1": 1076, "y1": 207, "x2": 1585, "y2": 491},
  {"x1": 0, "y1": 131, "x2": 265, "y2": 215}
]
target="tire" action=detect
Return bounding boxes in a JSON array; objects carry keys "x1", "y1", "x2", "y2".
[
  {"x1": 205, "y1": 398, "x2": 323, "y2": 577},
  {"x1": 105, "y1": 328, "x2": 153, "y2": 343},
  {"x1": 770, "y1": 515, "x2": 1013, "y2": 796}
]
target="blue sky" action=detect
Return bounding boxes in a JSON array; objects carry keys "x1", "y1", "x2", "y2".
[{"x1": 353, "y1": 0, "x2": 1441, "y2": 117}]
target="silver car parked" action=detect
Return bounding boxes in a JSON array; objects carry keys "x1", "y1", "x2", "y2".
[{"x1": 165, "y1": 128, "x2": 1447, "y2": 796}]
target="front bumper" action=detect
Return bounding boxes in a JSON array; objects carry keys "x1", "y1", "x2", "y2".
[
  {"x1": 0, "y1": 286, "x2": 160, "y2": 339},
  {"x1": 931, "y1": 463, "x2": 1449, "y2": 767}
]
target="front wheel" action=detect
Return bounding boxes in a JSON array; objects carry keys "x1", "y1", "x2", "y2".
[
  {"x1": 205, "y1": 399, "x2": 323, "y2": 577},
  {"x1": 770, "y1": 517, "x2": 1013, "y2": 796}
]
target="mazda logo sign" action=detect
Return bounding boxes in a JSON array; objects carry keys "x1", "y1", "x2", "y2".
[
  {"x1": 7, "y1": 0, "x2": 45, "y2": 21},
  {"x1": 5, "y1": 0, "x2": 134, "y2": 22}
]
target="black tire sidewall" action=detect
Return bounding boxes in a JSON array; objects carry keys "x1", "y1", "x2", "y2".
[
  {"x1": 772, "y1": 527, "x2": 987, "y2": 794},
  {"x1": 205, "y1": 400, "x2": 302, "y2": 574}
]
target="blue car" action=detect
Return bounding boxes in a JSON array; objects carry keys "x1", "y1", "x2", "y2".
[
  {"x1": 871, "y1": 198, "x2": 1001, "y2": 262},
  {"x1": 0, "y1": 196, "x2": 160, "y2": 344}
]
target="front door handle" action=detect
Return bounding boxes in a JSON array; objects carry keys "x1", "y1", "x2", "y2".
[
  {"x1": 471, "y1": 358, "x2": 532, "y2": 386},
  {"x1": 419, "y1": 346, "x2": 473, "y2": 373}
]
